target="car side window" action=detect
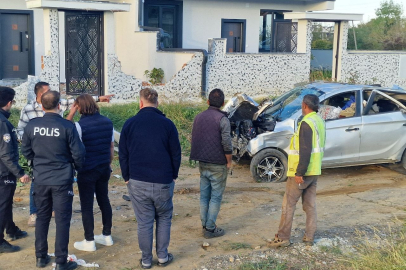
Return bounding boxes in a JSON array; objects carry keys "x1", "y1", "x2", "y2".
[
  {"x1": 319, "y1": 91, "x2": 357, "y2": 121},
  {"x1": 366, "y1": 93, "x2": 400, "y2": 115}
]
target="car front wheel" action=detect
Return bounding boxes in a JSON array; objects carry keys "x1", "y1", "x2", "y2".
[{"x1": 250, "y1": 149, "x2": 288, "y2": 183}]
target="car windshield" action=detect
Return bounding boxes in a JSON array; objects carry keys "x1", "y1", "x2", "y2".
[{"x1": 262, "y1": 86, "x2": 325, "y2": 121}]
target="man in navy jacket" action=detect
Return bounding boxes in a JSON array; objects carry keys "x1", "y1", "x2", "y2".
[{"x1": 119, "y1": 88, "x2": 181, "y2": 269}]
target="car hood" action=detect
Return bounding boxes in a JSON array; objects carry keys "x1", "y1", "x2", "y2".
[{"x1": 223, "y1": 94, "x2": 273, "y2": 121}]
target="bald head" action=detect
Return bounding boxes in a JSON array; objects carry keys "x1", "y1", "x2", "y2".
[{"x1": 41, "y1": 91, "x2": 60, "y2": 111}]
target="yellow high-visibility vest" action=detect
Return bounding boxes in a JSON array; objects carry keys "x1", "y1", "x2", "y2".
[{"x1": 287, "y1": 112, "x2": 326, "y2": 177}]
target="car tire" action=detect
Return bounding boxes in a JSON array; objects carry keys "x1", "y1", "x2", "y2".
[{"x1": 250, "y1": 149, "x2": 288, "y2": 183}]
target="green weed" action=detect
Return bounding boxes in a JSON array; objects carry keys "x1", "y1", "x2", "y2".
[{"x1": 345, "y1": 228, "x2": 406, "y2": 270}]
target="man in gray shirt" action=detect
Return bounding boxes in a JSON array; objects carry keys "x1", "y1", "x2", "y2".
[{"x1": 190, "y1": 89, "x2": 232, "y2": 238}]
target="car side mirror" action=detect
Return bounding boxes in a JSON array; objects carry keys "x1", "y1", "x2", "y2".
[{"x1": 401, "y1": 109, "x2": 406, "y2": 114}]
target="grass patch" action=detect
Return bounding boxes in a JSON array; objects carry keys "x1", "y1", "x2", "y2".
[
  {"x1": 99, "y1": 102, "x2": 206, "y2": 155},
  {"x1": 345, "y1": 228, "x2": 406, "y2": 270},
  {"x1": 310, "y1": 68, "x2": 333, "y2": 82},
  {"x1": 223, "y1": 242, "x2": 252, "y2": 251},
  {"x1": 237, "y1": 258, "x2": 287, "y2": 270},
  {"x1": 10, "y1": 102, "x2": 207, "y2": 157}
]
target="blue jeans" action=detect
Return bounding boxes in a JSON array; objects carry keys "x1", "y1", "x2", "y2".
[
  {"x1": 199, "y1": 162, "x2": 228, "y2": 230},
  {"x1": 127, "y1": 179, "x2": 174, "y2": 265},
  {"x1": 30, "y1": 181, "x2": 37, "y2": 215}
]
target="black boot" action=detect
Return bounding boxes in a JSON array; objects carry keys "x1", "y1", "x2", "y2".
[
  {"x1": 0, "y1": 240, "x2": 20, "y2": 253},
  {"x1": 7, "y1": 228, "x2": 28, "y2": 241},
  {"x1": 36, "y1": 255, "x2": 51, "y2": 268},
  {"x1": 55, "y1": 261, "x2": 77, "y2": 270}
]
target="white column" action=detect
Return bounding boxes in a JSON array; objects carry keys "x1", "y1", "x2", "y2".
[
  {"x1": 104, "y1": 11, "x2": 116, "y2": 95},
  {"x1": 40, "y1": 9, "x2": 60, "y2": 91},
  {"x1": 296, "y1": 20, "x2": 311, "y2": 54},
  {"x1": 332, "y1": 21, "x2": 349, "y2": 81}
]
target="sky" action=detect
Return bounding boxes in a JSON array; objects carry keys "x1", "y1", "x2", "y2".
[{"x1": 332, "y1": 0, "x2": 405, "y2": 22}]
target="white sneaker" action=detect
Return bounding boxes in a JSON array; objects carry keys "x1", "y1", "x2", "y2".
[
  {"x1": 94, "y1": 234, "x2": 114, "y2": 246},
  {"x1": 73, "y1": 239, "x2": 96, "y2": 252}
]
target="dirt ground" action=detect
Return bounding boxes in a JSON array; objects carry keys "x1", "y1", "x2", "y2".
[{"x1": 2, "y1": 161, "x2": 406, "y2": 270}]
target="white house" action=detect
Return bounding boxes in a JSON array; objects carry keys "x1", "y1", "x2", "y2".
[{"x1": 4, "y1": 0, "x2": 404, "y2": 105}]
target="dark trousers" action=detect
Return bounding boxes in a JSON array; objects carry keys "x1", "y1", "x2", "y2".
[
  {"x1": 0, "y1": 185, "x2": 18, "y2": 243},
  {"x1": 77, "y1": 163, "x2": 112, "y2": 241},
  {"x1": 127, "y1": 179, "x2": 174, "y2": 265},
  {"x1": 34, "y1": 184, "x2": 73, "y2": 264}
]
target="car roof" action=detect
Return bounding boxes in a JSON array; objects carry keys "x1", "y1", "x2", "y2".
[{"x1": 306, "y1": 82, "x2": 406, "y2": 95}]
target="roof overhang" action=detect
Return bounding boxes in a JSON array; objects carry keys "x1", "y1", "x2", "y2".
[
  {"x1": 26, "y1": 0, "x2": 130, "y2": 12},
  {"x1": 284, "y1": 12, "x2": 363, "y2": 22}
]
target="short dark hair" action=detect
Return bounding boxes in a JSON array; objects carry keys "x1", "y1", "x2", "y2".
[
  {"x1": 0, "y1": 87, "x2": 15, "y2": 108},
  {"x1": 34, "y1": 82, "x2": 50, "y2": 96},
  {"x1": 75, "y1": 94, "x2": 99, "y2": 115},
  {"x1": 41, "y1": 91, "x2": 60, "y2": 110},
  {"x1": 140, "y1": 88, "x2": 158, "y2": 104},
  {"x1": 303, "y1": 94, "x2": 320, "y2": 112},
  {"x1": 208, "y1": 89, "x2": 225, "y2": 108}
]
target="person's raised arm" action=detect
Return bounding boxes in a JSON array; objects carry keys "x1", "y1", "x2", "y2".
[{"x1": 66, "y1": 103, "x2": 78, "y2": 122}]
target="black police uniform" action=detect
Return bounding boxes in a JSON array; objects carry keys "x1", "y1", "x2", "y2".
[
  {"x1": 21, "y1": 112, "x2": 85, "y2": 265},
  {"x1": 0, "y1": 109, "x2": 26, "y2": 244}
]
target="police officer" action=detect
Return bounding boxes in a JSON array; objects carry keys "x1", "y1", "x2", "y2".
[
  {"x1": 22, "y1": 91, "x2": 85, "y2": 270},
  {"x1": 0, "y1": 87, "x2": 30, "y2": 254}
]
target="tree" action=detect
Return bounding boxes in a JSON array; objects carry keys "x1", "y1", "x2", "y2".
[
  {"x1": 348, "y1": 0, "x2": 405, "y2": 50},
  {"x1": 311, "y1": 23, "x2": 334, "y2": 49},
  {"x1": 375, "y1": 0, "x2": 403, "y2": 33}
]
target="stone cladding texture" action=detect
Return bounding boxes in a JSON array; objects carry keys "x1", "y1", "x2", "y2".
[
  {"x1": 205, "y1": 21, "x2": 313, "y2": 97},
  {"x1": 340, "y1": 21, "x2": 406, "y2": 88}
]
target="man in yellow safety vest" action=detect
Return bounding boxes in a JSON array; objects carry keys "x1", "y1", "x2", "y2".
[{"x1": 268, "y1": 94, "x2": 326, "y2": 248}]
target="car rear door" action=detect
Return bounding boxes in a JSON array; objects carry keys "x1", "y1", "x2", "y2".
[
  {"x1": 321, "y1": 90, "x2": 362, "y2": 167},
  {"x1": 359, "y1": 90, "x2": 406, "y2": 163}
]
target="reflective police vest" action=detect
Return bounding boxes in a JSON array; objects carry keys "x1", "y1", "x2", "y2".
[{"x1": 287, "y1": 112, "x2": 326, "y2": 177}]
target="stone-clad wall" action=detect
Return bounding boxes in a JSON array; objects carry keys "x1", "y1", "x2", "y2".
[
  {"x1": 154, "y1": 52, "x2": 203, "y2": 102},
  {"x1": 206, "y1": 21, "x2": 313, "y2": 97},
  {"x1": 340, "y1": 21, "x2": 406, "y2": 88},
  {"x1": 107, "y1": 54, "x2": 143, "y2": 100},
  {"x1": 107, "y1": 52, "x2": 204, "y2": 103}
]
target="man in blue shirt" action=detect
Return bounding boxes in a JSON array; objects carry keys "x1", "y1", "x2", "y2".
[{"x1": 119, "y1": 88, "x2": 181, "y2": 269}]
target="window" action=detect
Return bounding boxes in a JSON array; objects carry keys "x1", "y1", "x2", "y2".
[
  {"x1": 320, "y1": 91, "x2": 357, "y2": 120},
  {"x1": 262, "y1": 86, "x2": 325, "y2": 122},
  {"x1": 144, "y1": 1, "x2": 182, "y2": 48},
  {"x1": 259, "y1": 10, "x2": 297, "y2": 53},
  {"x1": 363, "y1": 90, "x2": 405, "y2": 115}
]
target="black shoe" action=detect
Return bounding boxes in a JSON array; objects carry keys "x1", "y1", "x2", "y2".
[
  {"x1": 139, "y1": 259, "x2": 152, "y2": 269},
  {"x1": 122, "y1": 194, "x2": 131, "y2": 201},
  {"x1": 7, "y1": 229, "x2": 28, "y2": 241},
  {"x1": 157, "y1": 253, "x2": 174, "y2": 267},
  {"x1": 204, "y1": 227, "x2": 225, "y2": 239},
  {"x1": 55, "y1": 261, "x2": 77, "y2": 270},
  {"x1": 36, "y1": 255, "x2": 51, "y2": 268},
  {"x1": 0, "y1": 240, "x2": 20, "y2": 253}
]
